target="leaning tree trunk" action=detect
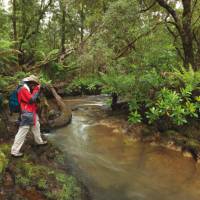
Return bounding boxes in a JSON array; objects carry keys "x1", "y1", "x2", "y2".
[{"x1": 48, "y1": 85, "x2": 72, "y2": 128}]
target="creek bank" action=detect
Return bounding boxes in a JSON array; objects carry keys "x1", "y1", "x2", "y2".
[
  {"x1": 124, "y1": 116, "x2": 200, "y2": 162},
  {"x1": 0, "y1": 139, "x2": 89, "y2": 200},
  {"x1": 128, "y1": 125, "x2": 200, "y2": 162},
  {"x1": 96, "y1": 108, "x2": 200, "y2": 163}
]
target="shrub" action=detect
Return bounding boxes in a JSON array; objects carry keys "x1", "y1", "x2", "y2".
[{"x1": 128, "y1": 67, "x2": 200, "y2": 126}]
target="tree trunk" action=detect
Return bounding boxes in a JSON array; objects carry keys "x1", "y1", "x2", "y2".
[
  {"x1": 12, "y1": 0, "x2": 17, "y2": 42},
  {"x1": 111, "y1": 93, "x2": 118, "y2": 110},
  {"x1": 60, "y1": 0, "x2": 66, "y2": 54},
  {"x1": 155, "y1": 0, "x2": 196, "y2": 70},
  {"x1": 181, "y1": 0, "x2": 195, "y2": 69},
  {"x1": 196, "y1": 47, "x2": 200, "y2": 69}
]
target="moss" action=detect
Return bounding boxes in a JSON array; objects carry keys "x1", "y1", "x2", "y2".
[
  {"x1": 55, "y1": 153, "x2": 65, "y2": 165},
  {"x1": 174, "y1": 137, "x2": 187, "y2": 147},
  {"x1": 0, "y1": 143, "x2": 11, "y2": 156},
  {"x1": 0, "y1": 117, "x2": 7, "y2": 137},
  {"x1": 185, "y1": 139, "x2": 200, "y2": 153},
  {"x1": 16, "y1": 175, "x2": 30, "y2": 187},
  {"x1": 37, "y1": 178, "x2": 47, "y2": 190},
  {"x1": 180, "y1": 122, "x2": 200, "y2": 139},
  {"x1": 141, "y1": 127, "x2": 154, "y2": 137},
  {"x1": 162, "y1": 130, "x2": 179, "y2": 139},
  {"x1": 0, "y1": 151, "x2": 8, "y2": 174},
  {"x1": 14, "y1": 160, "x2": 81, "y2": 200},
  {"x1": 0, "y1": 150, "x2": 8, "y2": 184},
  {"x1": 23, "y1": 162, "x2": 47, "y2": 178},
  {"x1": 46, "y1": 172, "x2": 81, "y2": 200},
  {"x1": 0, "y1": 141, "x2": 85, "y2": 200}
]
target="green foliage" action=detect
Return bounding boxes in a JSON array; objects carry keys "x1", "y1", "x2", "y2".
[
  {"x1": 39, "y1": 73, "x2": 52, "y2": 86},
  {"x1": 0, "y1": 147, "x2": 8, "y2": 183},
  {"x1": 16, "y1": 175, "x2": 31, "y2": 187},
  {"x1": 127, "y1": 66, "x2": 200, "y2": 126},
  {"x1": 0, "y1": 143, "x2": 11, "y2": 155},
  {"x1": 0, "y1": 39, "x2": 18, "y2": 70},
  {"x1": 172, "y1": 66, "x2": 200, "y2": 90},
  {"x1": 15, "y1": 159, "x2": 81, "y2": 200},
  {"x1": 136, "y1": 29, "x2": 178, "y2": 71},
  {"x1": 0, "y1": 71, "x2": 30, "y2": 89},
  {"x1": 100, "y1": 70, "x2": 135, "y2": 96},
  {"x1": 145, "y1": 87, "x2": 199, "y2": 126},
  {"x1": 54, "y1": 173, "x2": 81, "y2": 200},
  {"x1": 0, "y1": 0, "x2": 200, "y2": 129},
  {"x1": 55, "y1": 154, "x2": 65, "y2": 165},
  {"x1": 66, "y1": 75, "x2": 102, "y2": 94},
  {"x1": 0, "y1": 151, "x2": 8, "y2": 174},
  {"x1": 146, "y1": 107, "x2": 162, "y2": 124},
  {"x1": 128, "y1": 111, "x2": 142, "y2": 124},
  {"x1": 37, "y1": 178, "x2": 47, "y2": 190}
]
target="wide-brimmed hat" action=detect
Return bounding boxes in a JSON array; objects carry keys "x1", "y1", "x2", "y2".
[{"x1": 23, "y1": 75, "x2": 40, "y2": 84}]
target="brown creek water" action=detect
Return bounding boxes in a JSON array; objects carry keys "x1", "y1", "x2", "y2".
[{"x1": 47, "y1": 96, "x2": 200, "y2": 200}]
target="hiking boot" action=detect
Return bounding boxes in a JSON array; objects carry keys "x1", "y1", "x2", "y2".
[{"x1": 11, "y1": 152, "x2": 24, "y2": 158}]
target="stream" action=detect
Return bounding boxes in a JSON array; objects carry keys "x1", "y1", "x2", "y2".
[{"x1": 47, "y1": 96, "x2": 200, "y2": 200}]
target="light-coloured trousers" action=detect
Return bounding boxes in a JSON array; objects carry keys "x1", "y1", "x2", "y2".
[{"x1": 11, "y1": 115, "x2": 44, "y2": 154}]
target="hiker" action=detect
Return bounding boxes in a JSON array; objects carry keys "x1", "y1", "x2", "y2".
[{"x1": 11, "y1": 75, "x2": 47, "y2": 157}]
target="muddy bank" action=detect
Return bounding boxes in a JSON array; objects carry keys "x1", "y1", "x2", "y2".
[
  {"x1": 100, "y1": 115, "x2": 200, "y2": 163},
  {"x1": 123, "y1": 119, "x2": 200, "y2": 162}
]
